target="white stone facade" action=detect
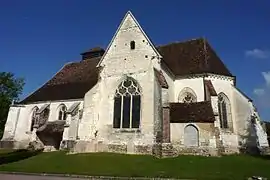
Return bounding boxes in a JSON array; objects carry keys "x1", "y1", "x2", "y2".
[{"x1": 1, "y1": 11, "x2": 268, "y2": 155}]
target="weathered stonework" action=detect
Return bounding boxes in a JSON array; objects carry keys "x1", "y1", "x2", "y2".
[
  {"x1": 60, "y1": 140, "x2": 76, "y2": 150},
  {"x1": 108, "y1": 144, "x2": 127, "y2": 153},
  {"x1": 161, "y1": 143, "x2": 219, "y2": 157},
  {"x1": 134, "y1": 145, "x2": 152, "y2": 154},
  {"x1": 0, "y1": 140, "x2": 14, "y2": 149}
]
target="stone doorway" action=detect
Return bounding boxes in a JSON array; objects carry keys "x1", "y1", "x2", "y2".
[{"x1": 184, "y1": 125, "x2": 199, "y2": 147}]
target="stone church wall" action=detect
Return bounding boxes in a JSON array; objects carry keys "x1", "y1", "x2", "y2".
[
  {"x1": 170, "y1": 122, "x2": 216, "y2": 147},
  {"x1": 76, "y1": 12, "x2": 162, "y2": 154},
  {"x1": 160, "y1": 67, "x2": 174, "y2": 102},
  {"x1": 1, "y1": 100, "x2": 82, "y2": 149},
  {"x1": 79, "y1": 70, "x2": 156, "y2": 154},
  {"x1": 174, "y1": 77, "x2": 204, "y2": 102},
  {"x1": 207, "y1": 76, "x2": 239, "y2": 149}
]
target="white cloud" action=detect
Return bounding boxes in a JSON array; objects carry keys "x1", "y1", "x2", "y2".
[
  {"x1": 253, "y1": 88, "x2": 265, "y2": 96},
  {"x1": 245, "y1": 49, "x2": 270, "y2": 59},
  {"x1": 262, "y1": 71, "x2": 270, "y2": 87},
  {"x1": 253, "y1": 71, "x2": 270, "y2": 117}
]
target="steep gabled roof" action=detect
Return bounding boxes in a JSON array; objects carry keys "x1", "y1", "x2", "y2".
[
  {"x1": 170, "y1": 101, "x2": 215, "y2": 123},
  {"x1": 21, "y1": 39, "x2": 233, "y2": 104},
  {"x1": 158, "y1": 38, "x2": 232, "y2": 77},
  {"x1": 20, "y1": 57, "x2": 100, "y2": 104}
]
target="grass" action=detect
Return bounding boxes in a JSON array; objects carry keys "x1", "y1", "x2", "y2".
[
  {"x1": 0, "y1": 150, "x2": 270, "y2": 180},
  {"x1": 0, "y1": 149, "x2": 13, "y2": 154}
]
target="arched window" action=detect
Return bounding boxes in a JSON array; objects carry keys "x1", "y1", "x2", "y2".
[
  {"x1": 130, "y1": 41, "x2": 135, "y2": 50},
  {"x1": 178, "y1": 87, "x2": 197, "y2": 103},
  {"x1": 113, "y1": 78, "x2": 141, "y2": 129},
  {"x1": 218, "y1": 93, "x2": 232, "y2": 129},
  {"x1": 58, "y1": 104, "x2": 67, "y2": 120},
  {"x1": 184, "y1": 125, "x2": 199, "y2": 147},
  {"x1": 30, "y1": 106, "x2": 39, "y2": 132}
]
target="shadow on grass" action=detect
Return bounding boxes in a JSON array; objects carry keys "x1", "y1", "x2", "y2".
[
  {"x1": 250, "y1": 154, "x2": 270, "y2": 161},
  {"x1": 0, "y1": 149, "x2": 42, "y2": 165}
]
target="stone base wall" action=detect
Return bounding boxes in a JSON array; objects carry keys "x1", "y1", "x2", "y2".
[
  {"x1": 0, "y1": 140, "x2": 29, "y2": 149},
  {"x1": 162, "y1": 143, "x2": 219, "y2": 157},
  {"x1": 2, "y1": 138, "x2": 266, "y2": 157},
  {"x1": 134, "y1": 145, "x2": 152, "y2": 154},
  {"x1": 108, "y1": 144, "x2": 127, "y2": 153},
  {"x1": 0, "y1": 140, "x2": 14, "y2": 149},
  {"x1": 72, "y1": 140, "x2": 153, "y2": 155},
  {"x1": 70, "y1": 141, "x2": 239, "y2": 157},
  {"x1": 260, "y1": 147, "x2": 270, "y2": 155},
  {"x1": 223, "y1": 147, "x2": 240, "y2": 155},
  {"x1": 60, "y1": 140, "x2": 76, "y2": 150}
]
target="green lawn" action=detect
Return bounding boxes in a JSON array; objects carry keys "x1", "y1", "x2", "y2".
[
  {"x1": 0, "y1": 150, "x2": 270, "y2": 180},
  {"x1": 0, "y1": 149, "x2": 13, "y2": 154}
]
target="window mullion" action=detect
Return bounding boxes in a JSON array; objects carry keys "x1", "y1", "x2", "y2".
[
  {"x1": 221, "y1": 102, "x2": 226, "y2": 128},
  {"x1": 120, "y1": 96, "x2": 124, "y2": 129},
  {"x1": 221, "y1": 103, "x2": 224, "y2": 128},
  {"x1": 130, "y1": 95, "x2": 133, "y2": 128},
  {"x1": 221, "y1": 104, "x2": 223, "y2": 128},
  {"x1": 219, "y1": 103, "x2": 223, "y2": 128}
]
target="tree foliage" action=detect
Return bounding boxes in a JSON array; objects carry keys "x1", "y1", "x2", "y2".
[{"x1": 0, "y1": 72, "x2": 25, "y2": 138}]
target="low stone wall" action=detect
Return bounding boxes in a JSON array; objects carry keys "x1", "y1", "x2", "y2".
[
  {"x1": 0, "y1": 140, "x2": 29, "y2": 150},
  {"x1": 134, "y1": 145, "x2": 152, "y2": 154},
  {"x1": 71, "y1": 141, "x2": 221, "y2": 157},
  {"x1": 108, "y1": 144, "x2": 127, "y2": 153},
  {"x1": 0, "y1": 140, "x2": 14, "y2": 149},
  {"x1": 60, "y1": 140, "x2": 76, "y2": 150},
  {"x1": 162, "y1": 143, "x2": 219, "y2": 157},
  {"x1": 223, "y1": 147, "x2": 240, "y2": 155},
  {"x1": 72, "y1": 140, "x2": 154, "y2": 155},
  {"x1": 68, "y1": 140, "x2": 269, "y2": 157},
  {"x1": 260, "y1": 147, "x2": 270, "y2": 155}
]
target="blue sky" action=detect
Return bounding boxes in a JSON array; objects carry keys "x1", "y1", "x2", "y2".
[{"x1": 0, "y1": 1, "x2": 270, "y2": 120}]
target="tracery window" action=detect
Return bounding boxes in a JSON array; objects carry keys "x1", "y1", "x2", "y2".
[
  {"x1": 58, "y1": 104, "x2": 67, "y2": 120},
  {"x1": 218, "y1": 93, "x2": 232, "y2": 129},
  {"x1": 113, "y1": 78, "x2": 141, "y2": 129},
  {"x1": 178, "y1": 87, "x2": 197, "y2": 103}
]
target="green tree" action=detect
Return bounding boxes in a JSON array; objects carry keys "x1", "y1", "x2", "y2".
[{"x1": 0, "y1": 72, "x2": 25, "y2": 138}]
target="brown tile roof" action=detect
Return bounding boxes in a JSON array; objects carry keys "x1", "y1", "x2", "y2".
[
  {"x1": 158, "y1": 38, "x2": 233, "y2": 77},
  {"x1": 204, "y1": 80, "x2": 217, "y2": 96},
  {"x1": 20, "y1": 57, "x2": 100, "y2": 104},
  {"x1": 154, "y1": 68, "x2": 169, "y2": 88},
  {"x1": 20, "y1": 38, "x2": 233, "y2": 104},
  {"x1": 170, "y1": 101, "x2": 215, "y2": 123}
]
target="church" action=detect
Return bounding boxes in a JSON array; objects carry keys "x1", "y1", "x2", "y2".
[{"x1": 1, "y1": 11, "x2": 269, "y2": 156}]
